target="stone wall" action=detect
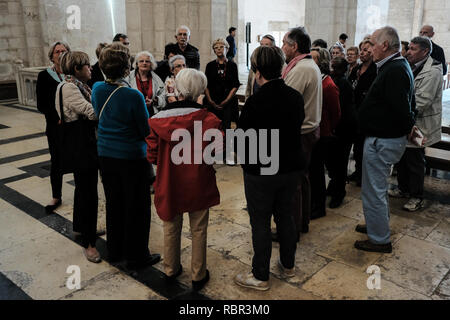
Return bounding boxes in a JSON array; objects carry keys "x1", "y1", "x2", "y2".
[
  {"x1": 0, "y1": 0, "x2": 126, "y2": 82},
  {"x1": 305, "y1": 0, "x2": 358, "y2": 49},
  {"x1": 126, "y1": 0, "x2": 235, "y2": 72}
]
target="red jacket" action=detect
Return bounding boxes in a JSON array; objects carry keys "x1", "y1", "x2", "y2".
[
  {"x1": 321, "y1": 76, "x2": 341, "y2": 137},
  {"x1": 146, "y1": 101, "x2": 221, "y2": 222}
]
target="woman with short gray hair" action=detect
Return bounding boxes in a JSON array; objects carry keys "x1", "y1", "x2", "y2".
[
  {"x1": 36, "y1": 41, "x2": 71, "y2": 213},
  {"x1": 164, "y1": 55, "x2": 186, "y2": 103},
  {"x1": 205, "y1": 38, "x2": 241, "y2": 130},
  {"x1": 146, "y1": 68, "x2": 221, "y2": 291},
  {"x1": 128, "y1": 51, "x2": 166, "y2": 116}
]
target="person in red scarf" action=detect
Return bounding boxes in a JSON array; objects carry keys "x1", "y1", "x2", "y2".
[{"x1": 129, "y1": 51, "x2": 166, "y2": 117}]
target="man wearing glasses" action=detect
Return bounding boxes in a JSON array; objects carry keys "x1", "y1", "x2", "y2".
[{"x1": 164, "y1": 26, "x2": 200, "y2": 70}]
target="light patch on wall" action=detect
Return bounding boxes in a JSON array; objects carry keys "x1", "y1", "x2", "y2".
[{"x1": 108, "y1": 0, "x2": 116, "y2": 36}]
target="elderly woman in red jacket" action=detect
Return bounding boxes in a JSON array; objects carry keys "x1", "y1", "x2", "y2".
[
  {"x1": 309, "y1": 48, "x2": 341, "y2": 220},
  {"x1": 146, "y1": 68, "x2": 221, "y2": 292}
]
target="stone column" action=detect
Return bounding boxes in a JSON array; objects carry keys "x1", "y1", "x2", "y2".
[
  {"x1": 412, "y1": 0, "x2": 424, "y2": 38},
  {"x1": 20, "y1": 0, "x2": 45, "y2": 67}
]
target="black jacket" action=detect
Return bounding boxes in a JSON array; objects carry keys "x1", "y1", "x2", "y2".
[
  {"x1": 154, "y1": 60, "x2": 171, "y2": 83},
  {"x1": 164, "y1": 43, "x2": 200, "y2": 70},
  {"x1": 431, "y1": 41, "x2": 447, "y2": 75},
  {"x1": 333, "y1": 75, "x2": 357, "y2": 138},
  {"x1": 358, "y1": 55, "x2": 415, "y2": 138},
  {"x1": 36, "y1": 69, "x2": 60, "y2": 130},
  {"x1": 348, "y1": 62, "x2": 377, "y2": 109},
  {"x1": 238, "y1": 79, "x2": 306, "y2": 176}
]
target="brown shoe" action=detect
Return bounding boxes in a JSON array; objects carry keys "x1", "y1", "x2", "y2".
[{"x1": 354, "y1": 240, "x2": 392, "y2": 253}]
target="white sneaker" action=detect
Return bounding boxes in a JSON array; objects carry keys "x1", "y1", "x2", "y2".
[
  {"x1": 278, "y1": 259, "x2": 295, "y2": 278},
  {"x1": 388, "y1": 188, "x2": 409, "y2": 198},
  {"x1": 403, "y1": 198, "x2": 424, "y2": 212},
  {"x1": 234, "y1": 272, "x2": 270, "y2": 291}
]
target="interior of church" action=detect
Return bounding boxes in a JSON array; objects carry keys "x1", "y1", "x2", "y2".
[{"x1": 1, "y1": 0, "x2": 450, "y2": 303}]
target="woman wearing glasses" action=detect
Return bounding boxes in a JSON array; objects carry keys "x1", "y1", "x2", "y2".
[
  {"x1": 129, "y1": 51, "x2": 166, "y2": 117},
  {"x1": 164, "y1": 55, "x2": 187, "y2": 103},
  {"x1": 205, "y1": 38, "x2": 241, "y2": 130}
]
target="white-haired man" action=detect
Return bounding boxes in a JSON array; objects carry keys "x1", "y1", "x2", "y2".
[
  {"x1": 165, "y1": 26, "x2": 200, "y2": 70},
  {"x1": 355, "y1": 26, "x2": 416, "y2": 253}
]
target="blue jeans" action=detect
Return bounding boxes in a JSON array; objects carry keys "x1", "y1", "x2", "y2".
[{"x1": 362, "y1": 136, "x2": 407, "y2": 244}]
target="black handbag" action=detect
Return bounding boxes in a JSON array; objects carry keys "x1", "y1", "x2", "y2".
[{"x1": 57, "y1": 84, "x2": 98, "y2": 174}]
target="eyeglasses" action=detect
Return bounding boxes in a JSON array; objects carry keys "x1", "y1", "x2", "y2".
[
  {"x1": 178, "y1": 33, "x2": 188, "y2": 37},
  {"x1": 214, "y1": 46, "x2": 225, "y2": 50},
  {"x1": 174, "y1": 64, "x2": 186, "y2": 69},
  {"x1": 138, "y1": 60, "x2": 151, "y2": 64}
]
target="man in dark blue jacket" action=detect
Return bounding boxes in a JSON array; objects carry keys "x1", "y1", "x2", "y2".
[
  {"x1": 355, "y1": 26, "x2": 416, "y2": 253},
  {"x1": 226, "y1": 27, "x2": 237, "y2": 62}
]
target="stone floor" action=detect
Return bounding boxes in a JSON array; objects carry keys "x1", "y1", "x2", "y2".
[{"x1": 1, "y1": 95, "x2": 450, "y2": 301}]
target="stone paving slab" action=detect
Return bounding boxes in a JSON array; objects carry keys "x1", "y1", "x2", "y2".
[
  {"x1": 426, "y1": 217, "x2": 450, "y2": 249},
  {"x1": 0, "y1": 232, "x2": 119, "y2": 300},
  {"x1": 376, "y1": 235, "x2": 450, "y2": 296},
  {"x1": 302, "y1": 261, "x2": 430, "y2": 300},
  {"x1": 174, "y1": 245, "x2": 320, "y2": 300},
  {"x1": 316, "y1": 229, "x2": 403, "y2": 271},
  {"x1": 0, "y1": 199, "x2": 54, "y2": 251},
  {"x1": 61, "y1": 271, "x2": 165, "y2": 300}
]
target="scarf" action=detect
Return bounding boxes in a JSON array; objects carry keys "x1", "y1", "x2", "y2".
[
  {"x1": 65, "y1": 75, "x2": 92, "y2": 103},
  {"x1": 282, "y1": 54, "x2": 310, "y2": 79},
  {"x1": 47, "y1": 67, "x2": 65, "y2": 83}
]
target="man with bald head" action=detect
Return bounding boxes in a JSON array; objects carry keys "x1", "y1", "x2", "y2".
[
  {"x1": 420, "y1": 25, "x2": 447, "y2": 75},
  {"x1": 355, "y1": 26, "x2": 415, "y2": 253}
]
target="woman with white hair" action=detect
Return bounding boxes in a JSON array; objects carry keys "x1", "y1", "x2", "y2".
[
  {"x1": 164, "y1": 54, "x2": 186, "y2": 103},
  {"x1": 146, "y1": 68, "x2": 221, "y2": 292},
  {"x1": 205, "y1": 38, "x2": 241, "y2": 130},
  {"x1": 129, "y1": 51, "x2": 166, "y2": 116}
]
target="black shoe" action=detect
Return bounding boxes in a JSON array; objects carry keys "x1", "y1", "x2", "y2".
[
  {"x1": 354, "y1": 240, "x2": 392, "y2": 253},
  {"x1": 329, "y1": 197, "x2": 344, "y2": 209},
  {"x1": 192, "y1": 270, "x2": 210, "y2": 291},
  {"x1": 356, "y1": 179, "x2": 362, "y2": 187},
  {"x1": 45, "y1": 199, "x2": 62, "y2": 213},
  {"x1": 127, "y1": 253, "x2": 161, "y2": 270},
  {"x1": 355, "y1": 224, "x2": 367, "y2": 234},
  {"x1": 165, "y1": 265, "x2": 183, "y2": 283},
  {"x1": 348, "y1": 172, "x2": 358, "y2": 182}
]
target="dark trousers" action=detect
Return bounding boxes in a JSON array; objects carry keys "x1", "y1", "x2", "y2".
[
  {"x1": 352, "y1": 134, "x2": 365, "y2": 180},
  {"x1": 310, "y1": 137, "x2": 336, "y2": 215},
  {"x1": 397, "y1": 148, "x2": 426, "y2": 198},
  {"x1": 209, "y1": 98, "x2": 237, "y2": 130},
  {"x1": 46, "y1": 126, "x2": 63, "y2": 199},
  {"x1": 327, "y1": 135, "x2": 353, "y2": 200},
  {"x1": 292, "y1": 128, "x2": 320, "y2": 237},
  {"x1": 73, "y1": 169, "x2": 98, "y2": 248},
  {"x1": 244, "y1": 172, "x2": 299, "y2": 282},
  {"x1": 99, "y1": 157, "x2": 152, "y2": 264}
]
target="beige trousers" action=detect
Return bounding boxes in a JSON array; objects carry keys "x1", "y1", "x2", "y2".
[{"x1": 163, "y1": 209, "x2": 209, "y2": 281}]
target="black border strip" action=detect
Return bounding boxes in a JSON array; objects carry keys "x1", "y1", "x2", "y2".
[
  {"x1": 0, "y1": 177, "x2": 209, "y2": 300},
  {"x1": 0, "y1": 133, "x2": 46, "y2": 146},
  {"x1": 0, "y1": 149, "x2": 49, "y2": 165},
  {"x1": 0, "y1": 273, "x2": 32, "y2": 300}
]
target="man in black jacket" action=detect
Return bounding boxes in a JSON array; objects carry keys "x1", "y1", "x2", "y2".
[
  {"x1": 420, "y1": 25, "x2": 447, "y2": 75},
  {"x1": 164, "y1": 26, "x2": 200, "y2": 70},
  {"x1": 234, "y1": 46, "x2": 305, "y2": 291},
  {"x1": 355, "y1": 26, "x2": 415, "y2": 254}
]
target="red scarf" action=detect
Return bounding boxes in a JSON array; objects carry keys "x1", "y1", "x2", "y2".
[
  {"x1": 136, "y1": 73, "x2": 153, "y2": 99},
  {"x1": 282, "y1": 54, "x2": 309, "y2": 79}
]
